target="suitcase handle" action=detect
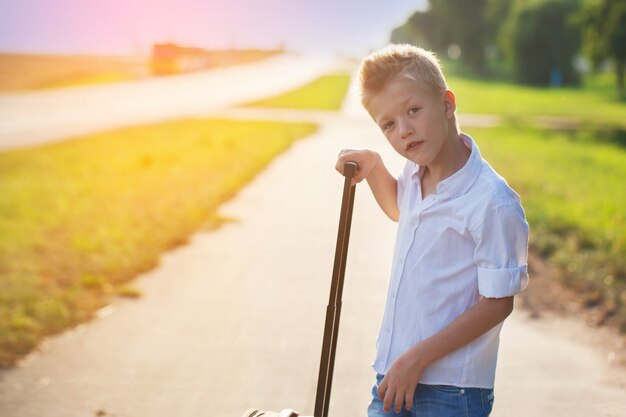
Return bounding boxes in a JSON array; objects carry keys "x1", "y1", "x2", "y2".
[
  {"x1": 242, "y1": 162, "x2": 359, "y2": 417},
  {"x1": 313, "y1": 161, "x2": 358, "y2": 417},
  {"x1": 342, "y1": 161, "x2": 358, "y2": 179}
]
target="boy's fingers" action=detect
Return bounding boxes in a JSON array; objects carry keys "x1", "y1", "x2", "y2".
[
  {"x1": 335, "y1": 151, "x2": 347, "y2": 173},
  {"x1": 405, "y1": 388, "x2": 414, "y2": 411},
  {"x1": 385, "y1": 392, "x2": 402, "y2": 414},
  {"x1": 383, "y1": 394, "x2": 393, "y2": 413},
  {"x1": 394, "y1": 389, "x2": 405, "y2": 413},
  {"x1": 377, "y1": 378, "x2": 387, "y2": 400},
  {"x1": 336, "y1": 155, "x2": 357, "y2": 176},
  {"x1": 337, "y1": 149, "x2": 355, "y2": 163},
  {"x1": 379, "y1": 379, "x2": 395, "y2": 412}
]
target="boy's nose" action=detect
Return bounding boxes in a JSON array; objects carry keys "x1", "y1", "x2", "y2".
[{"x1": 399, "y1": 121, "x2": 415, "y2": 139}]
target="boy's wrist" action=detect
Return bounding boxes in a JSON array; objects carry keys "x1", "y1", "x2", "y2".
[
  {"x1": 365, "y1": 151, "x2": 382, "y2": 178},
  {"x1": 404, "y1": 342, "x2": 429, "y2": 372}
]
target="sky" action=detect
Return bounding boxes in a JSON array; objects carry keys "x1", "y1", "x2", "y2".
[{"x1": 0, "y1": 0, "x2": 427, "y2": 57}]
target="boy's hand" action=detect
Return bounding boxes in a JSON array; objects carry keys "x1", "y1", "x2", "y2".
[
  {"x1": 378, "y1": 348, "x2": 426, "y2": 413},
  {"x1": 335, "y1": 149, "x2": 381, "y2": 186}
]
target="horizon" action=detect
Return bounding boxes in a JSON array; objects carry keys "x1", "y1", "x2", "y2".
[{"x1": 1, "y1": 0, "x2": 427, "y2": 58}]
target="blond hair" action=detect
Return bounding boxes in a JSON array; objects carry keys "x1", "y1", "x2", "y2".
[{"x1": 359, "y1": 43, "x2": 449, "y2": 107}]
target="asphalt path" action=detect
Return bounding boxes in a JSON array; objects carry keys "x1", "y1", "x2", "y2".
[{"x1": 0, "y1": 59, "x2": 624, "y2": 417}]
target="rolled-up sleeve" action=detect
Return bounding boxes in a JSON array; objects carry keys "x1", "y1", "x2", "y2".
[{"x1": 473, "y1": 202, "x2": 529, "y2": 298}]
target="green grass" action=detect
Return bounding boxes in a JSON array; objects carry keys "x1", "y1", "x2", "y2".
[
  {"x1": 245, "y1": 73, "x2": 352, "y2": 110},
  {"x1": 443, "y1": 61, "x2": 626, "y2": 325},
  {"x1": 0, "y1": 118, "x2": 317, "y2": 366},
  {"x1": 468, "y1": 125, "x2": 626, "y2": 327},
  {"x1": 443, "y1": 60, "x2": 626, "y2": 326},
  {"x1": 448, "y1": 75, "x2": 626, "y2": 127}
]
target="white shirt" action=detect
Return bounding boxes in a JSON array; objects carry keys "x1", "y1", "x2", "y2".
[{"x1": 372, "y1": 133, "x2": 529, "y2": 388}]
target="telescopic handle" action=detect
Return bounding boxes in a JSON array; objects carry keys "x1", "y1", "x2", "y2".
[{"x1": 314, "y1": 162, "x2": 358, "y2": 417}]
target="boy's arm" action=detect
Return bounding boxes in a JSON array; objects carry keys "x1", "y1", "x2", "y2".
[
  {"x1": 377, "y1": 296, "x2": 514, "y2": 413},
  {"x1": 336, "y1": 149, "x2": 399, "y2": 221}
]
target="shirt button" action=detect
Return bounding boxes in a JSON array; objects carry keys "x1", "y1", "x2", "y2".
[
  {"x1": 398, "y1": 257, "x2": 404, "y2": 264},
  {"x1": 459, "y1": 389, "x2": 465, "y2": 395}
]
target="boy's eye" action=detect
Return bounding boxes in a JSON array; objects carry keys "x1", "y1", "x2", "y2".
[
  {"x1": 383, "y1": 121, "x2": 395, "y2": 131},
  {"x1": 408, "y1": 106, "x2": 421, "y2": 115}
]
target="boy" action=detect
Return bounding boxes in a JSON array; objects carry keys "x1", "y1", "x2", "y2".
[{"x1": 335, "y1": 44, "x2": 529, "y2": 416}]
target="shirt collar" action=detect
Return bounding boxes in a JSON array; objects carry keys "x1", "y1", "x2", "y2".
[{"x1": 410, "y1": 133, "x2": 483, "y2": 199}]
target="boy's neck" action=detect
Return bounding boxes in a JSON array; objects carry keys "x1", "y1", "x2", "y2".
[{"x1": 421, "y1": 128, "x2": 470, "y2": 194}]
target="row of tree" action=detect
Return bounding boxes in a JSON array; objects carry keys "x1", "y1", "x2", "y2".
[{"x1": 391, "y1": 0, "x2": 626, "y2": 97}]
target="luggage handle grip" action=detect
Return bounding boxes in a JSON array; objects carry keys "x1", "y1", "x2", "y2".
[{"x1": 342, "y1": 161, "x2": 358, "y2": 179}]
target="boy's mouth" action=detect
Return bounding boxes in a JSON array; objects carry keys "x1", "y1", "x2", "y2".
[{"x1": 406, "y1": 141, "x2": 423, "y2": 151}]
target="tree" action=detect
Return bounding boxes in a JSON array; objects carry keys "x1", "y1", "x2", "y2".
[
  {"x1": 576, "y1": 0, "x2": 626, "y2": 98},
  {"x1": 502, "y1": 0, "x2": 582, "y2": 86},
  {"x1": 428, "y1": 0, "x2": 491, "y2": 72},
  {"x1": 390, "y1": 0, "x2": 497, "y2": 73},
  {"x1": 390, "y1": 13, "x2": 430, "y2": 47},
  {"x1": 484, "y1": 0, "x2": 515, "y2": 60}
]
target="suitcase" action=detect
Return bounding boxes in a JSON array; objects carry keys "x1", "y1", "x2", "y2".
[{"x1": 242, "y1": 162, "x2": 359, "y2": 417}]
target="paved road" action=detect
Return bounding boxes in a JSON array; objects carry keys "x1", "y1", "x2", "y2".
[
  {"x1": 0, "y1": 61, "x2": 624, "y2": 417},
  {"x1": 0, "y1": 53, "x2": 338, "y2": 151}
]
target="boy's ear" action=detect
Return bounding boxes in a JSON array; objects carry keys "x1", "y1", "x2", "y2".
[{"x1": 442, "y1": 90, "x2": 456, "y2": 118}]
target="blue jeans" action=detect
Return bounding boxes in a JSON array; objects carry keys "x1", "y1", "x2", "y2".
[{"x1": 367, "y1": 374, "x2": 494, "y2": 417}]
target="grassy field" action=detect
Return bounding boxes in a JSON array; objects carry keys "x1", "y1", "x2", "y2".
[
  {"x1": 436, "y1": 56, "x2": 625, "y2": 127},
  {"x1": 468, "y1": 125, "x2": 626, "y2": 328},
  {"x1": 245, "y1": 73, "x2": 352, "y2": 110},
  {"x1": 0, "y1": 118, "x2": 317, "y2": 366},
  {"x1": 435, "y1": 58, "x2": 626, "y2": 327},
  {"x1": 0, "y1": 50, "x2": 282, "y2": 92},
  {"x1": 450, "y1": 60, "x2": 626, "y2": 328},
  {"x1": 447, "y1": 75, "x2": 626, "y2": 127},
  {"x1": 0, "y1": 53, "x2": 146, "y2": 91}
]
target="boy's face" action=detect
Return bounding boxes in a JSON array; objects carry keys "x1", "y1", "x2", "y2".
[{"x1": 366, "y1": 77, "x2": 456, "y2": 167}]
